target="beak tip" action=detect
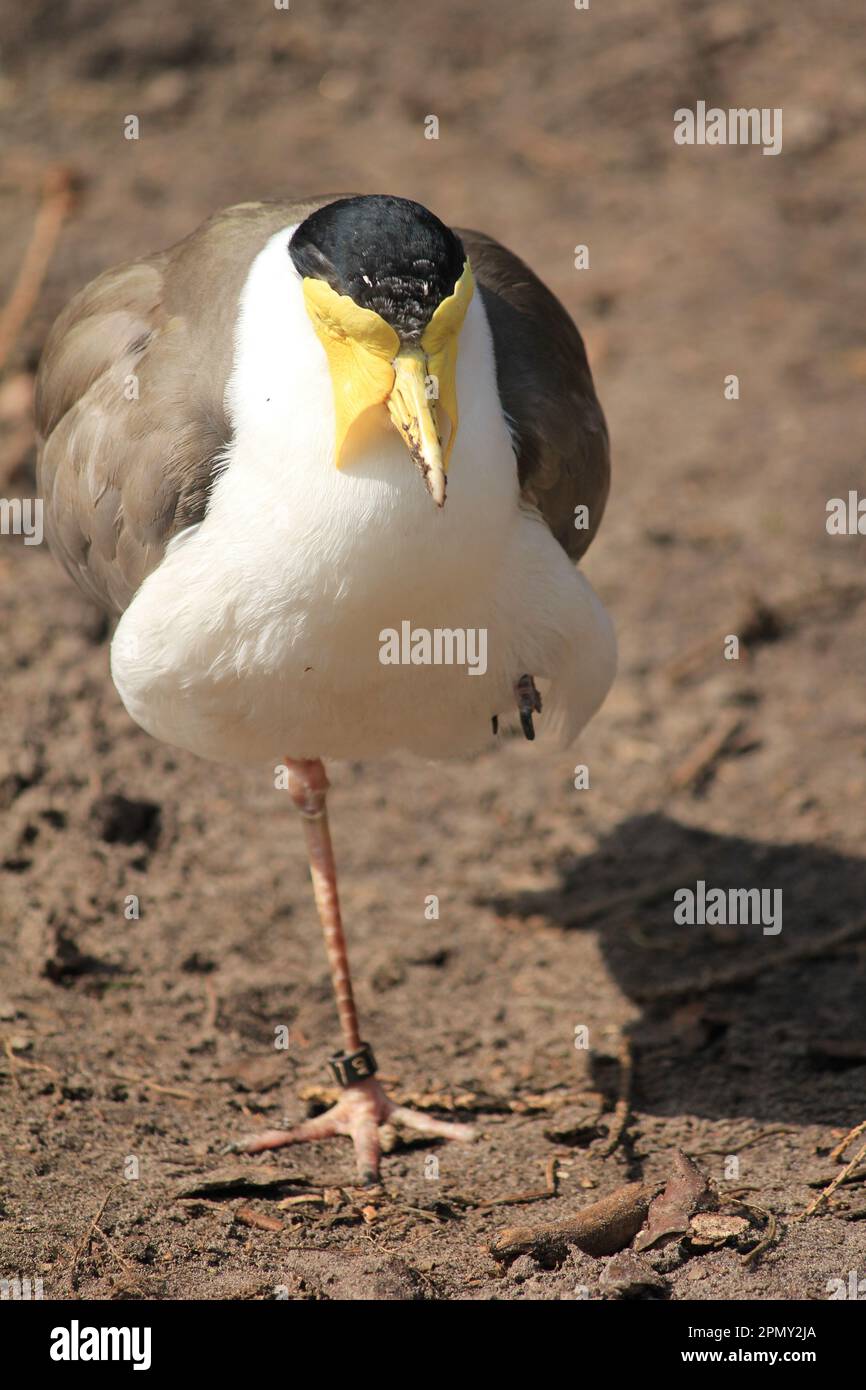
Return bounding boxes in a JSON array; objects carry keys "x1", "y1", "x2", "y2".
[{"x1": 429, "y1": 470, "x2": 447, "y2": 508}]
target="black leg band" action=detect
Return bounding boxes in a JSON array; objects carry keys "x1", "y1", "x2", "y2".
[{"x1": 328, "y1": 1042, "x2": 378, "y2": 1086}]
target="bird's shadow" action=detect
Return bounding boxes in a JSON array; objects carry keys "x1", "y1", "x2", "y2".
[{"x1": 483, "y1": 813, "x2": 866, "y2": 1131}]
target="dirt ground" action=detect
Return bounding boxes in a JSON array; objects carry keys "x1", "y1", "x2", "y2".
[{"x1": 2, "y1": 0, "x2": 866, "y2": 1302}]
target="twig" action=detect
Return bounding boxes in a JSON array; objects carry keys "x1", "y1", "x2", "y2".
[
  {"x1": 741, "y1": 1206, "x2": 778, "y2": 1265},
  {"x1": 806, "y1": 1171, "x2": 866, "y2": 1189},
  {"x1": 636, "y1": 915, "x2": 866, "y2": 1004},
  {"x1": 545, "y1": 1153, "x2": 559, "y2": 1196},
  {"x1": 0, "y1": 165, "x2": 74, "y2": 374},
  {"x1": 110, "y1": 1071, "x2": 196, "y2": 1101},
  {"x1": 798, "y1": 1137, "x2": 866, "y2": 1220},
  {"x1": 66, "y1": 1186, "x2": 118, "y2": 1287},
  {"x1": 830, "y1": 1119, "x2": 866, "y2": 1164},
  {"x1": 235, "y1": 1205, "x2": 284, "y2": 1233},
  {"x1": 1, "y1": 1038, "x2": 60, "y2": 1084},
  {"x1": 597, "y1": 1036, "x2": 633, "y2": 1156},
  {"x1": 690, "y1": 1125, "x2": 794, "y2": 1157},
  {"x1": 664, "y1": 585, "x2": 866, "y2": 685},
  {"x1": 490, "y1": 1179, "x2": 664, "y2": 1262},
  {"x1": 670, "y1": 712, "x2": 744, "y2": 791},
  {"x1": 565, "y1": 865, "x2": 704, "y2": 930},
  {"x1": 299, "y1": 1082, "x2": 543, "y2": 1116},
  {"x1": 475, "y1": 1156, "x2": 560, "y2": 1209},
  {"x1": 199, "y1": 978, "x2": 220, "y2": 1037},
  {"x1": 715, "y1": 1192, "x2": 779, "y2": 1264},
  {"x1": 92, "y1": 1224, "x2": 139, "y2": 1280},
  {"x1": 2, "y1": 1036, "x2": 21, "y2": 1090}
]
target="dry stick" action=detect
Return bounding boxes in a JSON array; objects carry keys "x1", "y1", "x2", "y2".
[
  {"x1": 545, "y1": 1153, "x2": 559, "y2": 1196},
  {"x1": 635, "y1": 915, "x2": 866, "y2": 1004},
  {"x1": 200, "y1": 977, "x2": 220, "y2": 1038},
  {"x1": 1, "y1": 1040, "x2": 59, "y2": 1082},
  {"x1": 66, "y1": 1186, "x2": 118, "y2": 1287},
  {"x1": 830, "y1": 1119, "x2": 866, "y2": 1164},
  {"x1": 691, "y1": 1125, "x2": 794, "y2": 1157},
  {"x1": 109, "y1": 1071, "x2": 196, "y2": 1101},
  {"x1": 491, "y1": 1179, "x2": 664, "y2": 1261},
  {"x1": 299, "y1": 1082, "x2": 529, "y2": 1115},
  {"x1": 664, "y1": 599, "x2": 776, "y2": 684},
  {"x1": 0, "y1": 166, "x2": 74, "y2": 374},
  {"x1": 597, "y1": 1036, "x2": 634, "y2": 1157},
  {"x1": 2, "y1": 1036, "x2": 21, "y2": 1090},
  {"x1": 396, "y1": 1204, "x2": 440, "y2": 1223},
  {"x1": 798, "y1": 1136, "x2": 866, "y2": 1220},
  {"x1": 741, "y1": 1207, "x2": 778, "y2": 1266},
  {"x1": 669, "y1": 712, "x2": 744, "y2": 792},
  {"x1": 665, "y1": 584, "x2": 866, "y2": 685},
  {"x1": 808, "y1": 1171, "x2": 866, "y2": 1189},
  {"x1": 475, "y1": 1157, "x2": 560, "y2": 1209},
  {"x1": 715, "y1": 1192, "x2": 779, "y2": 1264},
  {"x1": 565, "y1": 864, "x2": 704, "y2": 930},
  {"x1": 235, "y1": 1205, "x2": 284, "y2": 1233},
  {"x1": 91, "y1": 1224, "x2": 141, "y2": 1283},
  {"x1": 1, "y1": 1037, "x2": 60, "y2": 1089}
]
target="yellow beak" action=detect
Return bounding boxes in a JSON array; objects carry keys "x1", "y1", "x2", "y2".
[
  {"x1": 302, "y1": 262, "x2": 474, "y2": 506},
  {"x1": 386, "y1": 347, "x2": 447, "y2": 507}
]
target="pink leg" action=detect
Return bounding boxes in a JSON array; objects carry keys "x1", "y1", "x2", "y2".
[
  {"x1": 228, "y1": 758, "x2": 476, "y2": 1185},
  {"x1": 285, "y1": 758, "x2": 361, "y2": 1055}
]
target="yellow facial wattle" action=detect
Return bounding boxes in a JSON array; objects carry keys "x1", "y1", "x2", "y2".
[
  {"x1": 301, "y1": 277, "x2": 400, "y2": 464},
  {"x1": 302, "y1": 261, "x2": 475, "y2": 506},
  {"x1": 420, "y1": 260, "x2": 474, "y2": 469}
]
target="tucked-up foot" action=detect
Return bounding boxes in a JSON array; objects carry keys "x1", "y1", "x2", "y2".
[
  {"x1": 226, "y1": 1077, "x2": 477, "y2": 1186},
  {"x1": 514, "y1": 673, "x2": 543, "y2": 740}
]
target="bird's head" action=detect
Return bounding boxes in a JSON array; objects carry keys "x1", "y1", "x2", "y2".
[{"x1": 289, "y1": 195, "x2": 474, "y2": 507}]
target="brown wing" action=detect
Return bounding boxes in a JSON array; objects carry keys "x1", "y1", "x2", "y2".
[
  {"x1": 456, "y1": 228, "x2": 610, "y2": 562},
  {"x1": 36, "y1": 196, "x2": 344, "y2": 614}
]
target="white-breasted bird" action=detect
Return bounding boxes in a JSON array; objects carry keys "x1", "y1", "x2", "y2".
[{"x1": 36, "y1": 194, "x2": 616, "y2": 1184}]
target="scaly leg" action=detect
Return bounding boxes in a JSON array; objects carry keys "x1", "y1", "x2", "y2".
[{"x1": 228, "y1": 758, "x2": 475, "y2": 1185}]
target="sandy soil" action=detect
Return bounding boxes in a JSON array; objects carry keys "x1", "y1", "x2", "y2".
[{"x1": 1, "y1": 0, "x2": 865, "y2": 1301}]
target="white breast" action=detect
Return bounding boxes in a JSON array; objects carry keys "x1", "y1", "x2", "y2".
[{"x1": 111, "y1": 227, "x2": 616, "y2": 764}]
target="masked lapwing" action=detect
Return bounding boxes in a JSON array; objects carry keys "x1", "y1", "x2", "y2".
[{"x1": 36, "y1": 194, "x2": 615, "y2": 1184}]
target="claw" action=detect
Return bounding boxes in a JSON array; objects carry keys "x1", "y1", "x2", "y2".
[
  {"x1": 228, "y1": 1076, "x2": 475, "y2": 1183},
  {"x1": 514, "y1": 673, "x2": 542, "y2": 740}
]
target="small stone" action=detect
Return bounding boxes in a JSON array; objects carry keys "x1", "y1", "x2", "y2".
[
  {"x1": 600, "y1": 1251, "x2": 668, "y2": 1298},
  {"x1": 61, "y1": 1076, "x2": 93, "y2": 1101},
  {"x1": 688, "y1": 1212, "x2": 751, "y2": 1248},
  {"x1": 370, "y1": 955, "x2": 406, "y2": 992},
  {"x1": 508, "y1": 1255, "x2": 538, "y2": 1283}
]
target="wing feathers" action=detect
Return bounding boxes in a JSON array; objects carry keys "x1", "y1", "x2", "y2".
[
  {"x1": 36, "y1": 197, "x2": 339, "y2": 614},
  {"x1": 458, "y1": 228, "x2": 610, "y2": 561}
]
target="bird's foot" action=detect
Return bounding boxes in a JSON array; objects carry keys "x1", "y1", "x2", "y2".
[
  {"x1": 226, "y1": 1076, "x2": 476, "y2": 1186},
  {"x1": 514, "y1": 672, "x2": 543, "y2": 740}
]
